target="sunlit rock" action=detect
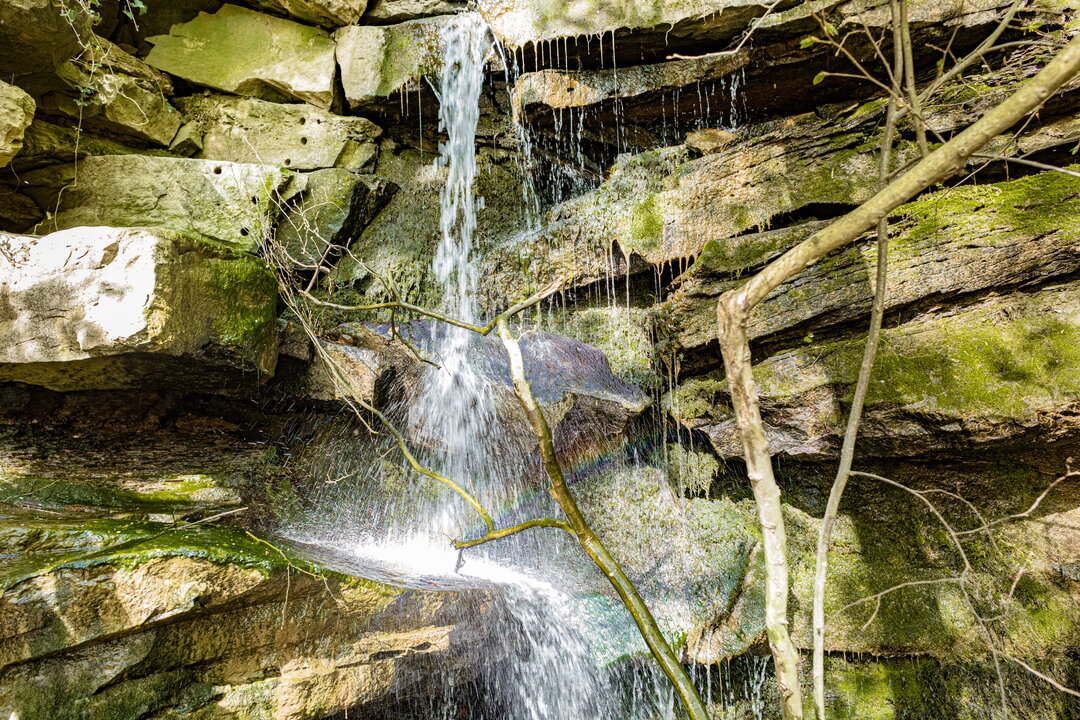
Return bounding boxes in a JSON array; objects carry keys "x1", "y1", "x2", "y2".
[
  {"x1": 146, "y1": 4, "x2": 338, "y2": 109},
  {"x1": 0, "y1": 81, "x2": 34, "y2": 169},
  {"x1": 243, "y1": 0, "x2": 368, "y2": 26},
  {"x1": 174, "y1": 94, "x2": 382, "y2": 171},
  {"x1": 511, "y1": 51, "x2": 749, "y2": 121},
  {"x1": 666, "y1": 280, "x2": 1080, "y2": 460},
  {"x1": 39, "y1": 37, "x2": 180, "y2": 147},
  {"x1": 25, "y1": 155, "x2": 294, "y2": 252},
  {"x1": 0, "y1": 226, "x2": 279, "y2": 391},
  {"x1": 364, "y1": 0, "x2": 466, "y2": 23},
  {"x1": 0, "y1": 523, "x2": 494, "y2": 719},
  {"x1": 335, "y1": 16, "x2": 450, "y2": 110}
]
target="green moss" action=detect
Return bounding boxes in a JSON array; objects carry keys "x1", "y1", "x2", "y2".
[
  {"x1": 628, "y1": 193, "x2": 663, "y2": 251},
  {"x1": 0, "y1": 520, "x2": 345, "y2": 592}
]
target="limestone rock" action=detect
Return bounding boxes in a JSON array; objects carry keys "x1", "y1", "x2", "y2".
[
  {"x1": 685, "y1": 127, "x2": 738, "y2": 155},
  {"x1": 0, "y1": 82, "x2": 34, "y2": 169},
  {"x1": 335, "y1": 17, "x2": 449, "y2": 110},
  {"x1": 146, "y1": 4, "x2": 338, "y2": 110},
  {"x1": 667, "y1": 280, "x2": 1080, "y2": 460},
  {"x1": 242, "y1": 0, "x2": 368, "y2": 26},
  {"x1": 0, "y1": 523, "x2": 493, "y2": 719},
  {"x1": 663, "y1": 168, "x2": 1080, "y2": 357},
  {"x1": 8, "y1": 119, "x2": 148, "y2": 172},
  {"x1": 290, "y1": 339, "x2": 389, "y2": 404},
  {"x1": 0, "y1": 182, "x2": 41, "y2": 233},
  {"x1": 0, "y1": 226, "x2": 279, "y2": 391},
  {"x1": 364, "y1": 0, "x2": 465, "y2": 23},
  {"x1": 0, "y1": 0, "x2": 94, "y2": 98},
  {"x1": 174, "y1": 94, "x2": 381, "y2": 170},
  {"x1": 276, "y1": 169, "x2": 395, "y2": 268},
  {"x1": 42, "y1": 38, "x2": 181, "y2": 147},
  {"x1": 25, "y1": 155, "x2": 294, "y2": 252}
]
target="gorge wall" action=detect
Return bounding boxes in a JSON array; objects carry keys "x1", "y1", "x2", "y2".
[{"x1": 1, "y1": 0, "x2": 1080, "y2": 718}]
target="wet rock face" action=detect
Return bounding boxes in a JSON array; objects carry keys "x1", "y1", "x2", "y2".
[
  {"x1": 0, "y1": 226, "x2": 279, "y2": 391},
  {"x1": 0, "y1": 529, "x2": 495, "y2": 720},
  {"x1": 243, "y1": 0, "x2": 370, "y2": 26},
  {"x1": 335, "y1": 17, "x2": 450, "y2": 110}
]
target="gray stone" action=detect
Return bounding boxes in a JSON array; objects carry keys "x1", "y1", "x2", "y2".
[
  {"x1": 364, "y1": 0, "x2": 465, "y2": 23},
  {"x1": 335, "y1": 17, "x2": 449, "y2": 110},
  {"x1": 242, "y1": 0, "x2": 368, "y2": 26},
  {"x1": 42, "y1": 38, "x2": 181, "y2": 147},
  {"x1": 276, "y1": 169, "x2": 395, "y2": 268},
  {"x1": 9, "y1": 119, "x2": 150, "y2": 172},
  {"x1": 0, "y1": 81, "x2": 34, "y2": 168},
  {"x1": 174, "y1": 94, "x2": 381, "y2": 170},
  {"x1": 0, "y1": 226, "x2": 279, "y2": 391},
  {"x1": 25, "y1": 155, "x2": 294, "y2": 252},
  {"x1": 146, "y1": 4, "x2": 338, "y2": 110}
]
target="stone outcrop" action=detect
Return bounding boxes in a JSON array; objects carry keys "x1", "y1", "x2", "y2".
[
  {"x1": 0, "y1": 522, "x2": 493, "y2": 720},
  {"x1": 243, "y1": 0, "x2": 369, "y2": 26},
  {"x1": 0, "y1": 226, "x2": 279, "y2": 391},
  {"x1": 174, "y1": 95, "x2": 382, "y2": 170},
  {"x1": 25, "y1": 155, "x2": 294, "y2": 252},
  {"x1": 335, "y1": 17, "x2": 449, "y2": 110},
  {"x1": 0, "y1": 82, "x2": 34, "y2": 169},
  {"x1": 41, "y1": 37, "x2": 181, "y2": 147},
  {"x1": 146, "y1": 4, "x2": 338, "y2": 109}
]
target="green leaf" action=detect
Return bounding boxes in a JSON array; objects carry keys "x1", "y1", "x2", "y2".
[
  {"x1": 813, "y1": 71, "x2": 827, "y2": 85},
  {"x1": 824, "y1": 22, "x2": 838, "y2": 37},
  {"x1": 799, "y1": 36, "x2": 817, "y2": 49}
]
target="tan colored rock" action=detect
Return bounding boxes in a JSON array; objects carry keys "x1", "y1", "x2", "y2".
[
  {"x1": 0, "y1": 226, "x2": 279, "y2": 391},
  {"x1": 146, "y1": 4, "x2": 338, "y2": 109},
  {"x1": 685, "y1": 127, "x2": 738, "y2": 155},
  {"x1": 365, "y1": 0, "x2": 465, "y2": 23},
  {"x1": 511, "y1": 51, "x2": 749, "y2": 120},
  {"x1": 0, "y1": 526, "x2": 494, "y2": 720},
  {"x1": 243, "y1": 0, "x2": 368, "y2": 25},
  {"x1": 0, "y1": 81, "x2": 34, "y2": 168},
  {"x1": 175, "y1": 94, "x2": 381, "y2": 170}
]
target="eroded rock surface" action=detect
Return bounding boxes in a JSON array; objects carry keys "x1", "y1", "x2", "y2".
[
  {"x1": 0, "y1": 227, "x2": 279, "y2": 391},
  {"x1": 0, "y1": 82, "x2": 34, "y2": 169}
]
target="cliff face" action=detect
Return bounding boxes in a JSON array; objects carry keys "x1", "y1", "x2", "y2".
[{"x1": 1, "y1": 1, "x2": 1079, "y2": 719}]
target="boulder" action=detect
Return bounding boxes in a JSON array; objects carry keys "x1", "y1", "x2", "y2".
[
  {"x1": 0, "y1": 182, "x2": 42, "y2": 233},
  {"x1": 25, "y1": 155, "x2": 294, "y2": 252},
  {"x1": 0, "y1": 226, "x2": 279, "y2": 391},
  {"x1": 146, "y1": 4, "x2": 338, "y2": 110},
  {"x1": 174, "y1": 94, "x2": 381, "y2": 171},
  {"x1": 0, "y1": 81, "x2": 34, "y2": 169},
  {"x1": 41, "y1": 37, "x2": 181, "y2": 147},
  {"x1": 0, "y1": 521, "x2": 493, "y2": 720},
  {"x1": 276, "y1": 169, "x2": 395, "y2": 268},
  {"x1": 364, "y1": 0, "x2": 465, "y2": 23},
  {"x1": 335, "y1": 16, "x2": 449, "y2": 110},
  {"x1": 242, "y1": 0, "x2": 368, "y2": 26}
]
